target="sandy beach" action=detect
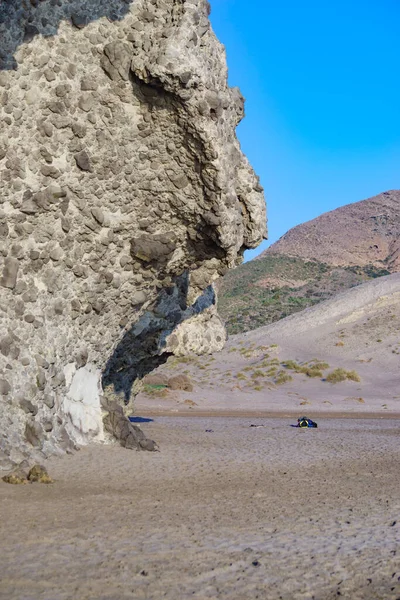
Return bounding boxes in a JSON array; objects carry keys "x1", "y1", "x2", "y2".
[
  {"x1": 1, "y1": 415, "x2": 399, "y2": 600},
  {"x1": 2, "y1": 276, "x2": 400, "y2": 599}
]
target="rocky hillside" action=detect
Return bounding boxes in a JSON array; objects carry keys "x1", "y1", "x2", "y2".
[
  {"x1": 263, "y1": 189, "x2": 400, "y2": 270},
  {"x1": 0, "y1": 0, "x2": 266, "y2": 467},
  {"x1": 218, "y1": 190, "x2": 399, "y2": 334}
]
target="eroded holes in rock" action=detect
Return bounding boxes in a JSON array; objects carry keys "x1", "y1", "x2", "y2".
[{"x1": 0, "y1": 0, "x2": 136, "y2": 70}]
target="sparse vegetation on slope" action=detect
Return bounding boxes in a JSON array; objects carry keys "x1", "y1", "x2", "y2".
[
  {"x1": 140, "y1": 344, "x2": 363, "y2": 402},
  {"x1": 217, "y1": 253, "x2": 391, "y2": 334},
  {"x1": 326, "y1": 368, "x2": 361, "y2": 384}
]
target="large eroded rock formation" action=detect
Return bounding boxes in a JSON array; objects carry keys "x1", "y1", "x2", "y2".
[{"x1": 0, "y1": 0, "x2": 266, "y2": 467}]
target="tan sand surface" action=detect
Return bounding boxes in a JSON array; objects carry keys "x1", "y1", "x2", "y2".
[{"x1": 1, "y1": 416, "x2": 400, "y2": 599}]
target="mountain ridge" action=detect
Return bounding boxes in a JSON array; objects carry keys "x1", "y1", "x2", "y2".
[
  {"x1": 218, "y1": 190, "x2": 399, "y2": 334},
  {"x1": 261, "y1": 189, "x2": 400, "y2": 270}
]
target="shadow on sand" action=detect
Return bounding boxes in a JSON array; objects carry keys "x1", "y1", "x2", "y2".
[{"x1": 129, "y1": 416, "x2": 154, "y2": 423}]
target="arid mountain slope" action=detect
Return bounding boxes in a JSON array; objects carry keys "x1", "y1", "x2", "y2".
[
  {"x1": 263, "y1": 189, "x2": 400, "y2": 270},
  {"x1": 217, "y1": 254, "x2": 389, "y2": 334},
  {"x1": 218, "y1": 190, "x2": 399, "y2": 333}
]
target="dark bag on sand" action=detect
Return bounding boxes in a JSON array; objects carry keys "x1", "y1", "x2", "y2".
[{"x1": 297, "y1": 416, "x2": 318, "y2": 428}]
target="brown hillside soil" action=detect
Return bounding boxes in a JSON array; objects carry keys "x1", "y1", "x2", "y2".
[{"x1": 262, "y1": 189, "x2": 400, "y2": 270}]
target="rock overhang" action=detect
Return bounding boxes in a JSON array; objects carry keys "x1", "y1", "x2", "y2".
[{"x1": 0, "y1": 0, "x2": 266, "y2": 464}]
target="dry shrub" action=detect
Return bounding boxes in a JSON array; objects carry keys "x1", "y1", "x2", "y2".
[
  {"x1": 299, "y1": 366, "x2": 323, "y2": 378},
  {"x1": 326, "y1": 368, "x2": 347, "y2": 383},
  {"x1": 258, "y1": 360, "x2": 271, "y2": 368},
  {"x1": 142, "y1": 373, "x2": 168, "y2": 386},
  {"x1": 236, "y1": 372, "x2": 247, "y2": 380},
  {"x1": 251, "y1": 370, "x2": 265, "y2": 378},
  {"x1": 175, "y1": 356, "x2": 196, "y2": 364},
  {"x1": 269, "y1": 358, "x2": 280, "y2": 365},
  {"x1": 143, "y1": 384, "x2": 169, "y2": 398},
  {"x1": 309, "y1": 361, "x2": 330, "y2": 370},
  {"x1": 275, "y1": 371, "x2": 293, "y2": 385},
  {"x1": 168, "y1": 374, "x2": 193, "y2": 391},
  {"x1": 346, "y1": 397, "x2": 365, "y2": 404},
  {"x1": 266, "y1": 367, "x2": 278, "y2": 376},
  {"x1": 346, "y1": 370, "x2": 361, "y2": 382},
  {"x1": 183, "y1": 399, "x2": 197, "y2": 406},
  {"x1": 326, "y1": 368, "x2": 361, "y2": 383},
  {"x1": 281, "y1": 360, "x2": 324, "y2": 378},
  {"x1": 281, "y1": 360, "x2": 299, "y2": 370}
]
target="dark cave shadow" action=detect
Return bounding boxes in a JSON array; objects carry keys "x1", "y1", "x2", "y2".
[
  {"x1": 102, "y1": 271, "x2": 217, "y2": 403},
  {"x1": 0, "y1": 0, "x2": 134, "y2": 70}
]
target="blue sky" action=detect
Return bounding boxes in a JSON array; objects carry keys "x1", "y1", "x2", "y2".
[{"x1": 209, "y1": 0, "x2": 400, "y2": 260}]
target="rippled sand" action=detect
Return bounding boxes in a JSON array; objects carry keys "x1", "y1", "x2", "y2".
[{"x1": 1, "y1": 416, "x2": 400, "y2": 599}]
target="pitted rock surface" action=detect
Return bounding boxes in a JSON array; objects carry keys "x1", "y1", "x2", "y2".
[{"x1": 0, "y1": 0, "x2": 266, "y2": 464}]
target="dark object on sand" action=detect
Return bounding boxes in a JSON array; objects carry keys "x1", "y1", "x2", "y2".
[{"x1": 297, "y1": 416, "x2": 318, "y2": 428}]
